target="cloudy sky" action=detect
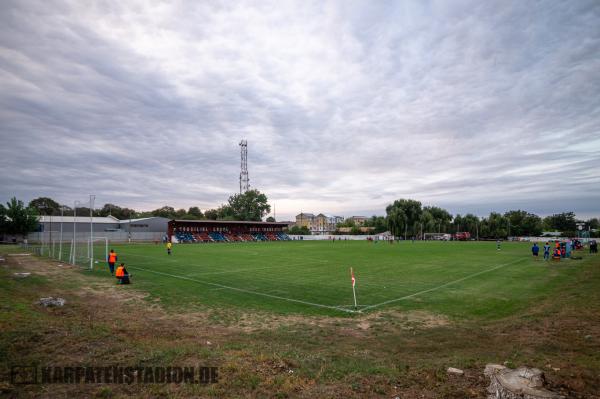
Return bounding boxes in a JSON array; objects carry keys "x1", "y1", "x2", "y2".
[{"x1": 1, "y1": 0, "x2": 599, "y2": 220}]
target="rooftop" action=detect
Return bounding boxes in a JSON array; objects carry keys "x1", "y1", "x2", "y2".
[
  {"x1": 38, "y1": 215, "x2": 120, "y2": 224},
  {"x1": 170, "y1": 220, "x2": 290, "y2": 225}
]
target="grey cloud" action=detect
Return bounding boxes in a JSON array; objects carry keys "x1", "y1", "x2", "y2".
[{"x1": 1, "y1": 0, "x2": 599, "y2": 220}]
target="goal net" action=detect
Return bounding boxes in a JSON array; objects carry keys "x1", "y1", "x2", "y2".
[
  {"x1": 69, "y1": 237, "x2": 109, "y2": 270},
  {"x1": 423, "y1": 233, "x2": 450, "y2": 241}
]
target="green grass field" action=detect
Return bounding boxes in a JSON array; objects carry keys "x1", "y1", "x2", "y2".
[{"x1": 80, "y1": 240, "x2": 588, "y2": 318}]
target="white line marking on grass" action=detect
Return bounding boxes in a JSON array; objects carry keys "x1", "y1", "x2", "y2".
[
  {"x1": 184, "y1": 257, "x2": 328, "y2": 278},
  {"x1": 360, "y1": 257, "x2": 528, "y2": 312},
  {"x1": 185, "y1": 265, "x2": 279, "y2": 277},
  {"x1": 127, "y1": 265, "x2": 358, "y2": 314},
  {"x1": 125, "y1": 252, "x2": 330, "y2": 278}
]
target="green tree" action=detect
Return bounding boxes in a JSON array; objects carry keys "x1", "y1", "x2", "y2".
[
  {"x1": 227, "y1": 189, "x2": 271, "y2": 221},
  {"x1": 187, "y1": 207, "x2": 204, "y2": 219},
  {"x1": 419, "y1": 210, "x2": 435, "y2": 234},
  {"x1": 504, "y1": 210, "x2": 542, "y2": 236},
  {"x1": 386, "y1": 199, "x2": 422, "y2": 238},
  {"x1": 135, "y1": 210, "x2": 153, "y2": 218},
  {"x1": 98, "y1": 203, "x2": 137, "y2": 220},
  {"x1": 289, "y1": 225, "x2": 311, "y2": 235},
  {"x1": 216, "y1": 204, "x2": 234, "y2": 220},
  {"x1": 204, "y1": 209, "x2": 219, "y2": 220},
  {"x1": 480, "y1": 212, "x2": 507, "y2": 238},
  {"x1": 0, "y1": 203, "x2": 7, "y2": 235},
  {"x1": 266, "y1": 216, "x2": 276, "y2": 222},
  {"x1": 543, "y1": 212, "x2": 577, "y2": 232},
  {"x1": 454, "y1": 213, "x2": 480, "y2": 237},
  {"x1": 4, "y1": 197, "x2": 39, "y2": 236},
  {"x1": 151, "y1": 206, "x2": 176, "y2": 218},
  {"x1": 422, "y1": 206, "x2": 453, "y2": 233},
  {"x1": 28, "y1": 197, "x2": 61, "y2": 215},
  {"x1": 338, "y1": 218, "x2": 356, "y2": 228},
  {"x1": 587, "y1": 218, "x2": 599, "y2": 230},
  {"x1": 363, "y1": 215, "x2": 387, "y2": 234}
]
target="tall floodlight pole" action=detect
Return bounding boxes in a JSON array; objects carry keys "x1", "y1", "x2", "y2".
[
  {"x1": 50, "y1": 213, "x2": 54, "y2": 257},
  {"x1": 239, "y1": 140, "x2": 249, "y2": 193},
  {"x1": 59, "y1": 206, "x2": 64, "y2": 261},
  {"x1": 90, "y1": 195, "x2": 95, "y2": 270},
  {"x1": 129, "y1": 210, "x2": 132, "y2": 243},
  {"x1": 72, "y1": 201, "x2": 77, "y2": 264},
  {"x1": 35, "y1": 206, "x2": 43, "y2": 254}
]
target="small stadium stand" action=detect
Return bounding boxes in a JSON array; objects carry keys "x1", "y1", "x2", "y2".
[
  {"x1": 175, "y1": 231, "x2": 195, "y2": 243},
  {"x1": 252, "y1": 233, "x2": 267, "y2": 241},
  {"x1": 169, "y1": 220, "x2": 291, "y2": 245},
  {"x1": 194, "y1": 232, "x2": 212, "y2": 242},
  {"x1": 240, "y1": 234, "x2": 256, "y2": 242},
  {"x1": 209, "y1": 232, "x2": 226, "y2": 242},
  {"x1": 277, "y1": 232, "x2": 291, "y2": 241}
]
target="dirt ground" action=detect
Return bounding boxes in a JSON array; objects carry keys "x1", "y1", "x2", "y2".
[{"x1": 1, "y1": 253, "x2": 599, "y2": 398}]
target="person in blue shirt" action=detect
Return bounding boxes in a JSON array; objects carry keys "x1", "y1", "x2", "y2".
[
  {"x1": 543, "y1": 242, "x2": 551, "y2": 261},
  {"x1": 531, "y1": 243, "x2": 540, "y2": 259}
]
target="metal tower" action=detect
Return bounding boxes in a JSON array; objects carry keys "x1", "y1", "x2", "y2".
[{"x1": 239, "y1": 140, "x2": 249, "y2": 193}]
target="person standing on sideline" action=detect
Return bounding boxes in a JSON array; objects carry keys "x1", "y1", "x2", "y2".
[
  {"x1": 543, "y1": 242, "x2": 551, "y2": 261},
  {"x1": 496, "y1": 239, "x2": 501, "y2": 251},
  {"x1": 531, "y1": 243, "x2": 539, "y2": 259},
  {"x1": 167, "y1": 241, "x2": 172, "y2": 255},
  {"x1": 107, "y1": 249, "x2": 117, "y2": 275}
]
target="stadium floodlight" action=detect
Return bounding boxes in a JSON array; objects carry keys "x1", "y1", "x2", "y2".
[{"x1": 239, "y1": 139, "x2": 249, "y2": 193}]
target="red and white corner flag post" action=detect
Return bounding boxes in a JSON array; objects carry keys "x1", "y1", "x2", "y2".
[{"x1": 351, "y1": 267, "x2": 358, "y2": 310}]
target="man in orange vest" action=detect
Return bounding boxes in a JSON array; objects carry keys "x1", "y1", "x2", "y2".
[
  {"x1": 107, "y1": 249, "x2": 118, "y2": 275},
  {"x1": 115, "y1": 263, "x2": 130, "y2": 284}
]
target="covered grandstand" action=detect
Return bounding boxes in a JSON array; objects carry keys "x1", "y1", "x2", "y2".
[{"x1": 168, "y1": 220, "x2": 291, "y2": 243}]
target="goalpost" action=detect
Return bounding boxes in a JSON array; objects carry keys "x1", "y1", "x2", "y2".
[
  {"x1": 423, "y1": 233, "x2": 450, "y2": 241},
  {"x1": 89, "y1": 237, "x2": 108, "y2": 270},
  {"x1": 69, "y1": 195, "x2": 96, "y2": 269},
  {"x1": 69, "y1": 237, "x2": 108, "y2": 270}
]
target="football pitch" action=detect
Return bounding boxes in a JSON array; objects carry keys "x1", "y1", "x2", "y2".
[{"x1": 90, "y1": 240, "x2": 583, "y2": 318}]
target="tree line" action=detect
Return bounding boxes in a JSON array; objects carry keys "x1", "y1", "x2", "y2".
[
  {"x1": 1, "y1": 191, "x2": 271, "y2": 239},
  {"x1": 24, "y1": 190, "x2": 271, "y2": 222},
  {"x1": 385, "y1": 199, "x2": 599, "y2": 239},
  {"x1": 2, "y1": 194, "x2": 598, "y2": 239}
]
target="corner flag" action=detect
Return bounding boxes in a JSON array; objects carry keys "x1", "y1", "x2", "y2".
[{"x1": 350, "y1": 267, "x2": 357, "y2": 309}]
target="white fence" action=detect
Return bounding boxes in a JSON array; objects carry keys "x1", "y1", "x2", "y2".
[
  {"x1": 28, "y1": 231, "x2": 165, "y2": 243},
  {"x1": 288, "y1": 234, "x2": 386, "y2": 241}
]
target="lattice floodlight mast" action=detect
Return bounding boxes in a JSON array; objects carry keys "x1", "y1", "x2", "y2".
[{"x1": 239, "y1": 139, "x2": 249, "y2": 193}]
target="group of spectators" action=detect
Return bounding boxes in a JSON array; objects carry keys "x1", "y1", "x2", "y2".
[{"x1": 531, "y1": 239, "x2": 598, "y2": 261}]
